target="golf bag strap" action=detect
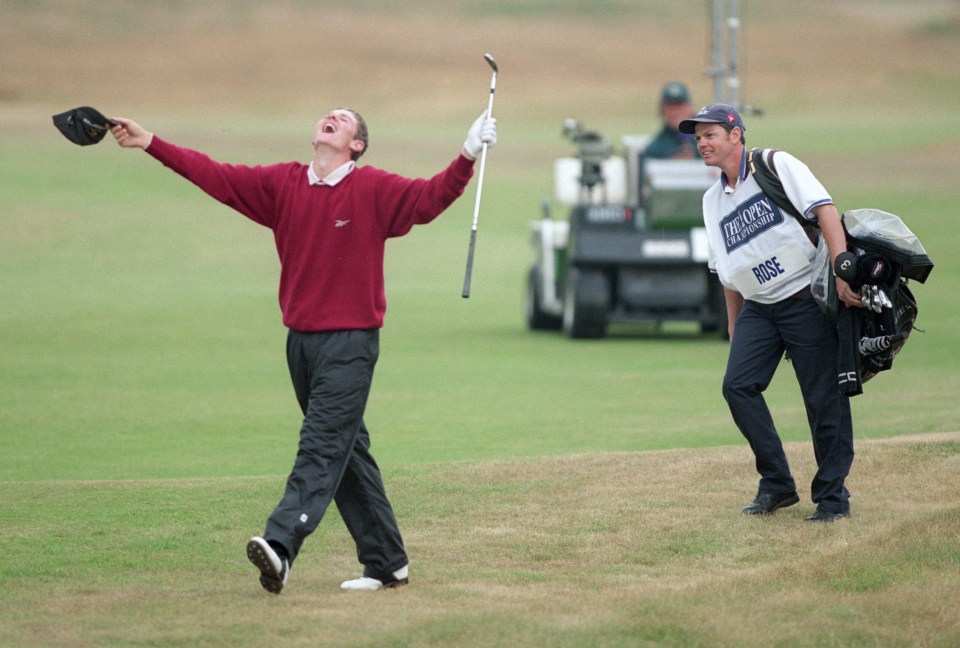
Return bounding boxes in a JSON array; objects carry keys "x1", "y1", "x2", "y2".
[{"x1": 748, "y1": 147, "x2": 820, "y2": 245}]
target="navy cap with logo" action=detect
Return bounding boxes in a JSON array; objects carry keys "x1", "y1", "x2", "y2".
[
  {"x1": 660, "y1": 81, "x2": 690, "y2": 104},
  {"x1": 678, "y1": 103, "x2": 745, "y2": 134}
]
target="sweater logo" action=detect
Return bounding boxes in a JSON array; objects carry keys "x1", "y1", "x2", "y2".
[
  {"x1": 334, "y1": 219, "x2": 351, "y2": 228},
  {"x1": 720, "y1": 193, "x2": 784, "y2": 253}
]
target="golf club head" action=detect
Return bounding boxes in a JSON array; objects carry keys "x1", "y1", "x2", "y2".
[
  {"x1": 483, "y1": 53, "x2": 498, "y2": 73},
  {"x1": 52, "y1": 106, "x2": 119, "y2": 146}
]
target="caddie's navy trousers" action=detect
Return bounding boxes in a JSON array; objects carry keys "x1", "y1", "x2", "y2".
[
  {"x1": 263, "y1": 329, "x2": 408, "y2": 580},
  {"x1": 723, "y1": 298, "x2": 854, "y2": 514}
]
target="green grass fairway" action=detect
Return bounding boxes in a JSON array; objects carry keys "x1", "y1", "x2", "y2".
[{"x1": 2, "y1": 1, "x2": 959, "y2": 646}]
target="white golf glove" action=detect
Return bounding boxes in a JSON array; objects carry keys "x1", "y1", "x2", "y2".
[{"x1": 463, "y1": 111, "x2": 497, "y2": 160}]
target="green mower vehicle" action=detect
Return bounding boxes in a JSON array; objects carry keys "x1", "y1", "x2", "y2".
[{"x1": 525, "y1": 119, "x2": 728, "y2": 339}]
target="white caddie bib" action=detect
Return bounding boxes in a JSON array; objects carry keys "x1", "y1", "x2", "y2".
[{"x1": 727, "y1": 242, "x2": 812, "y2": 300}]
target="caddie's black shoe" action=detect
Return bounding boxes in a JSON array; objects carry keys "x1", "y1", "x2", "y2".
[
  {"x1": 805, "y1": 508, "x2": 849, "y2": 523},
  {"x1": 741, "y1": 491, "x2": 800, "y2": 515}
]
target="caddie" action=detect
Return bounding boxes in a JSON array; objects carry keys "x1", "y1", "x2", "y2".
[{"x1": 680, "y1": 103, "x2": 864, "y2": 522}]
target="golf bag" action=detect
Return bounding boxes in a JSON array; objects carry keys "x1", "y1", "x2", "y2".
[
  {"x1": 748, "y1": 149, "x2": 934, "y2": 393},
  {"x1": 810, "y1": 208, "x2": 933, "y2": 389}
]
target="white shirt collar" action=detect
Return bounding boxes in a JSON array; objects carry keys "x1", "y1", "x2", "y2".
[
  {"x1": 308, "y1": 160, "x2": 356, "y2": 186},
  {"x1": 722, "y1": 148, "x2": 749, "y2": 193}
]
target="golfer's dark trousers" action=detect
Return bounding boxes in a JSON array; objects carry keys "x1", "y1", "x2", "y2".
[
  {"x1": 263, "y1": 329, "x2": 408, "y2": 580},
  {"x1": 723, "y1": 297, "x2": 854, "y2": 514}
]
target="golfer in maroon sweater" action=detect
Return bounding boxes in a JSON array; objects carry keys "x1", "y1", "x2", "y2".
[{"x1": 111, "y1": 108, "x2": 496, "y2": 593}]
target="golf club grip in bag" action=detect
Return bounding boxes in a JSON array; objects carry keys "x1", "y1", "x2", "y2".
[{"x1": 858, "y1": 281, "x2": 918, "y2": 382}]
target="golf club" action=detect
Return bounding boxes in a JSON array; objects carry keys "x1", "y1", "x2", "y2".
[{"x1": 461, "y1": 52, "x2": 498, "y2": 298}]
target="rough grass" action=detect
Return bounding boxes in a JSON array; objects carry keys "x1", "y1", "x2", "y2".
[{"x1": 1, "y1": 433, "x2": 958, "y2": 647}]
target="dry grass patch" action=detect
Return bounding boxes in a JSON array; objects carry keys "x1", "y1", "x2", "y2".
[
  {"x1": 389, "y1": 434, "x2": 960, "y2": 646},
  {"x1": 1, "y1": 435, "x2": 959, "y2": 647}
]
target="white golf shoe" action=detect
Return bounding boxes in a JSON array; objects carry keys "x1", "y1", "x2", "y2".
[
  {"x1": 340, "y1": 564, "x2": 409, "y2": 591},
  {"x1": 246, "y1": 536, "x2": 289, "y2": 595}
]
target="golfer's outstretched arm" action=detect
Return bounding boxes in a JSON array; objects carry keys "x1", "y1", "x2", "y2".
[{"x1": 110, "y1": 118, "x2": 154, "y2": 150}]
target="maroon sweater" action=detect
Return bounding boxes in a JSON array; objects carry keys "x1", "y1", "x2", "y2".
[{"x1": 146, "y1": 137, "x2": 475, "y2": 331}]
